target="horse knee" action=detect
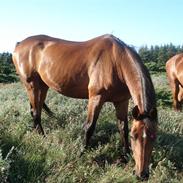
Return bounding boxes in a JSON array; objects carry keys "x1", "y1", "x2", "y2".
[
  {"x1": 31, "y1": 110, "x2": 40, "y2": 125},
  {"x1": 32, "y1": 110, "x2": 38, "y2": 118}
]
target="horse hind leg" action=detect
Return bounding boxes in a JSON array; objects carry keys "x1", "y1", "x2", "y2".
[
  {"x1": 167, "y1": 71, "x2": 181, "y2": 111},
  {"x1": 25, "y1": 77, "x2": 49, "y2": 135},
  {"x1": 177, "y1": 84, "x2": 183, "y2": 110},
  {"x1": 172, "y1": 79, "x2": 181, "y2": 111}
]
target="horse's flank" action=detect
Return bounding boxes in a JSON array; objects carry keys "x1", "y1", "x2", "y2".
[{"x1": 13, "y1": 34, "x2": 155, "y2": 114}]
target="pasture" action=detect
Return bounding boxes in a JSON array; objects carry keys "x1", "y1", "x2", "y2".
[{"x1": 0, "y1": 73, "x2": 183, "y2": 183}]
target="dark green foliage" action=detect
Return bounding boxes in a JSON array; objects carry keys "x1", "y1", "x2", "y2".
[
  {"x1": 138, "y1": 44, "x2": 183, "y2": 72},
  {"x1": 152, "y1": 73, "x2": 172, "y2": 108},
  {"x1": 0, "y1": 52, "x2": 18, "y2": 83},
  {"x1": 156, "y1": 89, "x2": 172, "y2": 107}
]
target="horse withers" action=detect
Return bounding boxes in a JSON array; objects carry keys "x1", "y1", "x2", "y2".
[
  {"x1": 12, "y1": 34, "x2": 157, "y2": 180},
  {"x1": 166, "y1": 53, "x2": 183, "y2": 111}
]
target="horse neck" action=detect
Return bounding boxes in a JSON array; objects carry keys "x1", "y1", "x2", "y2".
[{"x1": 123, "y1": 48, "x2": 156, "y2": 114}]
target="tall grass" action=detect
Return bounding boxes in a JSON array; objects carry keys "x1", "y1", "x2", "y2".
[{"x1": 0, "y1": 73, "x2": 182, "y2": 182}]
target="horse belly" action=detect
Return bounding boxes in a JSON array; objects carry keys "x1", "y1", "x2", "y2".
[
  {"x1": 40, "y1": 69, "x2": 89, "y2": 99},
  {"x1": 60, "y1": 84, "x2": 89, "y2": 99}
]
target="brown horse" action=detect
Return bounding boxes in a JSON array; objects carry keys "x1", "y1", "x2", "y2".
[
  {"x1": 166, "y1": 53, "x2": 183, "y2": 111},
  {"x1": 12, "y1": 34, "x2": 157, "y2": 180}
]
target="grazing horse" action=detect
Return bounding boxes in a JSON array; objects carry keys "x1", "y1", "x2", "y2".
[
  {"x1": 166, "y1": 53, "x2": 183, "y2": 111},
  {"x1": 12, "y1": 34, "x2": 157, "y2": 180}
]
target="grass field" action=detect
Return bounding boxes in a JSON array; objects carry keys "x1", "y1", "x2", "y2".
[{"x1": 0, "y1": 73, "x2": 183, "y2": 183}]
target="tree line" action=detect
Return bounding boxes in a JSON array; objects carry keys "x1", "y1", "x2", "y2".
[
  {"x1": 0, "y1": 43, "x2": 183, "y2": 83},
  {"x1": 0, "y1": 52, "x2": 18, "y2": 83},
  {"x1": 138, "y1": 44, "x2": 183, "y2": 72}
]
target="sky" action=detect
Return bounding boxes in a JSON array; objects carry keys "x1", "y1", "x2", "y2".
[{"x1": 0, "y1": 0, "x2": 183, "y2": 52}]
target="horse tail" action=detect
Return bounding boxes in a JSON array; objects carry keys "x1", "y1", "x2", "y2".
[{"x1": 43, "y1": 103, "x2": 53, "y2": 117}]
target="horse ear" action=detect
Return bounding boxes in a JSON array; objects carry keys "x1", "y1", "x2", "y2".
[
  {"x1": 132, "y1": 105, "x2": 140, "y2": 120},
  {"x1": 149, "y1": 107, "x2": 157, "y2": 119}
]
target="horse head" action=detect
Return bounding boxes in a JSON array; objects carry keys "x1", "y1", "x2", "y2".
[{"x1": 130, "y1": 105, "x2": 157, "y2": 180}]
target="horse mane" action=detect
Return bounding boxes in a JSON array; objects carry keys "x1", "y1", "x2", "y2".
[
  {"x1": 113, "y1": 36, "x2": 156, "y2": 113},
  {"x1": 128, "y1": 46, "x2": 156, "y2": 112}
]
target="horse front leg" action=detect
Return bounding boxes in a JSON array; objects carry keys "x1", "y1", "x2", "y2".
[
  {"x1": 113, "y1": 101, "x2": 130, "y2": 156},
  {"x1": 83, "y1": 95, "x2": 104, "y2": 148}
]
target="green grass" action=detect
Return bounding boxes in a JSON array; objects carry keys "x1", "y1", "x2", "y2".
[{"x1": 0, "y1": 73, "x2": 183, "y2": 183}]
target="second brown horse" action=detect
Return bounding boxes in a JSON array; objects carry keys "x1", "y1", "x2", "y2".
[
  {"x1": 166, "y1": 53, "x2": 183, "y2": 111},
  {"x1": 12, "y1": 34, "x2": 157, "y2": 180}
]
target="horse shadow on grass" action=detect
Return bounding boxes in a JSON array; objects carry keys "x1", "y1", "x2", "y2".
[
  {"x1": 43, "y1": 107, "x2": 132, "y2": 166},
  {"x1": 82, "y1": 120, "x2": 132, "y2": 167},
  {"x1": 90, "y1": 121, "x2": 119, "y2": 147},
  {"x1": 153, "y1": 130, "x2": 183, "y2": 171},
  {"x1": 0, "y1": 132, "x2": 47, "y2": 183}
]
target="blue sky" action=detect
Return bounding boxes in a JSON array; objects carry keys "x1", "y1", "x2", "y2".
[{"x1": 1, "y1": 0, "x2": 183, "y2": 52}]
